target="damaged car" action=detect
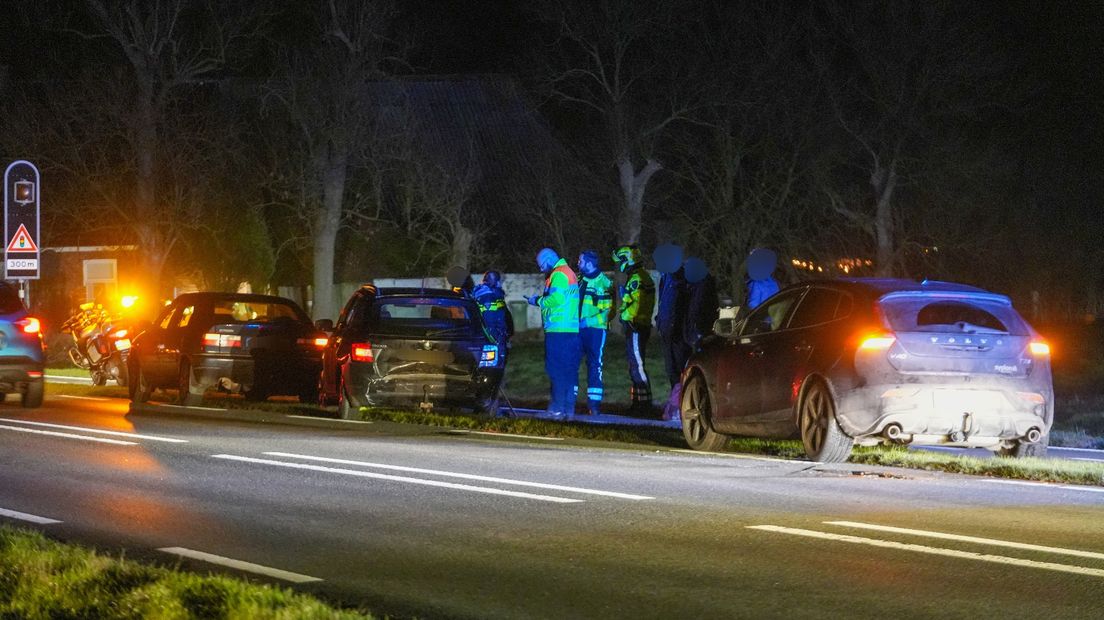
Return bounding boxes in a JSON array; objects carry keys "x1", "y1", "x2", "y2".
[
  {"x1": 129, "y1": 292, "x2": 326, "y2": 405},
  {"x1": 317, "y1": 285, "x2": 505, "y2": 419},
  {"x1": 680, "y1": 278, "x2": 1053, "y2": 462}
]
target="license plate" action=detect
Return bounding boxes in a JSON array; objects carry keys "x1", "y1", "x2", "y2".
[{"x1": 933, "y1": 390, "x2": 1002, "y2": 413}]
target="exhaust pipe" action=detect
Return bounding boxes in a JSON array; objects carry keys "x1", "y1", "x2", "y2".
[
  {"x1": 883, "y1": 423, "x2": 905, "y2": 443},
  {"x1": 1025, "y1": 428, "x2": 1042, "y2": 443}
]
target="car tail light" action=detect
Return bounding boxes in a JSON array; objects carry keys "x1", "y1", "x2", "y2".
[
  {"x1": 113, "y1": 329, "x2": 128, "y2": 338},
  {"x1": 16, "y1": 317, "x2": 40, "y2": 334},
  {"x1": 1028, "y1": 341, "x2": 1050, "y2": 357},
  {"x1": 297, "y1": 337, "x2": 329, "y2": 347},
  {"x1": 115, "y1": 338, "x2": 132, "y2": 351},
  {"x1": 27, "y1": 370, "x2": 43, "y2": 378},
  {"x1": 858, "y1": 334, "x2": 896, "y2": 350},
  {"x1": 351, "y1": 342, "x2": 374, "y2": 362},
  {"x1": 479, "y1": 344, "x2": 498, "y2": 367},
  {"x1": 203, "y1": 333, "x2": 242, "y2": 348}
]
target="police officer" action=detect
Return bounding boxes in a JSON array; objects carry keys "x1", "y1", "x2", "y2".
[
  {"x1": 472, "y1": 270, "x2": 513, "y2": 347},
  {"x1": 576, "y1": 249, "x2": 612, "y2": 416},
  {"x1": 527, "y1": 248, "x2": 581, "y2": 418},
  {"x1": 612, "y1": 245, "x2": 656, "y2": 416}
]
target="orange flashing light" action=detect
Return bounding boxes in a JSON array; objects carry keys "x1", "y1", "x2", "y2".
[
  {"x1": 1029, "y1": 341, "x2": 1051, "y2": 356},
  {"x1": 858, "y1": 334, "x2": 895, "y2": 350}
]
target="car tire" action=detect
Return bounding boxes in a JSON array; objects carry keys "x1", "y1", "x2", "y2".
[
  {"x1": 475, "y1": 392, "x2": 501, "y2": 417},
  {"x1": 175, "y1": 359, "x2": 203, "y2": 407},
  {"x1": 132, "y1": 362, "x2": 153, "y2": 403},
  {"x1": 337, "y1": 380, "x2": 358, "y2": 420},
  {"x1": 21, "y1": 380, "x2": 44, "y2": 408},
  {"x1": 111, "y1": 356, "x2": 129, "y2": 387},
  {"x1": 999, "y1": 434, "x2": 1049, "y2": 458},
  {"x1": 798, "y1": 380, "x2": 853, "y2": 463},
  {"x1": 680, "y1": 375, "x2": 729, "y2": 452}
]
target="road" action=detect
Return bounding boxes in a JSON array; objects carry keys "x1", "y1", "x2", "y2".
[{"x1": 2, "y1": 393, "x2": 1103, "y2": 619}]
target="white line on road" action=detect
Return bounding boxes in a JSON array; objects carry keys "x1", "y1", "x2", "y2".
[
  {"x1": 825, "y1": 521, "x2": 1104, "y2": 561},
  {"x1": 45, "y1": 374, "x2": 93, "y2": 384},
  {"x1": 212, "y1": 454, "x2": 584, "y2": 503},
  {"x1": 980, "y1": 479, "x2": 1104, "y2": 494},
  {"x1": 158, "y1": 547, "x2": 322, "y2": 583},
  {"x1": 0, "y1": 418, "x2": 188, "y2": 443},
  {"x1": 0, "y1": 507, "x2": 61, "y2": 524},
  {"x1": 748, "y1": 525, "x2": 1104, "y2": 578},
  {"x1": 1070, "y1": 457, "x2": 1104, "y2": 462},
  {"x1": 58, "y1": 395, "x2": 113, "y2": 401},
  {"x1": 284, "y1": 415, "x2": 373, "y2": 424},
  {"x1": 445, "y1": 429, "x2": 564, "y2": 441},
  {"x1": 1051, "y1": 446, "x2": 1104, "y2": 454},
  {"x1": 264, "y1": 451, "x2": 654, "y2": 500},
  {"x1": 0, "y1": 424, "x2": 137, "y2": 445}
]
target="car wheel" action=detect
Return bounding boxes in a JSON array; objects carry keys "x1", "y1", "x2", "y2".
[
  {"x1": 999, "y1": 434, "x2": 1049, "y2": 458},
  {"x1": 475, "y1": 392, "x2": 501, "y2": 417},
  {"x1": 680, "y1": 375, "x2": 729, "y2": 452},
  {"x1": 21, "y1": 380, "x2": 44, "y2": 408},
  {"x1": 111, "y1": 356, "x2": 129, "y2": 387},
  {"x1": 175, "y1": 359, "x2": 203, "y2": 407},
  {"x1": 132, "y1": 362, "x2": 153, "y2": 403},
  {"x1": 798, "y1": 380, "x2": 853, "y2": 463},
  {"x1": 337, "y1": 379, "x2": 358, "y2": 420}
]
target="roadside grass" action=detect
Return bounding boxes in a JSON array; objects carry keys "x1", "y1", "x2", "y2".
[
  {"x1": 0, "y1": 525, "x2": 372, "y2": 619},
  {"x1": 849, "y1": 446, "x2": 1104, "y2": 486}
]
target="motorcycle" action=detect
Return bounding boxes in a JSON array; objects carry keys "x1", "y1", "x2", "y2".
[{"x1": 61, "y1": 301, "x2": 134, "y2": 387}]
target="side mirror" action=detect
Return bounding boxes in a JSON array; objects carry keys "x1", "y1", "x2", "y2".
[
  {"x1": 315, "y1": 319, "x2": 334, "y2": 332},
  {"x1": 713, "y1": 317, "x2": 737, "y2": 338}
]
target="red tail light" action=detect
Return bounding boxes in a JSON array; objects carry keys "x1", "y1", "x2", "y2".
[
  {"x1": 351, "y1": 342, "x2": 374, "y2": 362},
  {"x1": 858, "y1": 334, "x2": 896, "y2": 350},
  {"x1": 203, "y1": 333, "x2": 242, "y2": 348},
  {"x1": 16, "y1": 317, "x2": 40, "y2": 334}
]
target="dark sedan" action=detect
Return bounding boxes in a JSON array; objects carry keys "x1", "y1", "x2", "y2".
[
  {"x1": 318, "y1": 285, "x2": 504, "y2": 419},
  {"x1": 129, "y1": 292, "x2": 326, "y2": 405},
  {"x1": 680, "y1": 278, "x2": 1053, "y2": 462}
]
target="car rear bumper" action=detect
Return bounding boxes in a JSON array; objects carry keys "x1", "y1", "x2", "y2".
[
  {"x1": 192, "y1": 354, "x2": 320, "y2": 394},
  {"x1": 347, "y1": 368, "x2": 503, "y2": 407},
  {"x1": 0, "y1": 359, "x2": 44, "y2": 391},
  {"x1": 836, "y1": 383, "x2": 1051, "y2": 448}
]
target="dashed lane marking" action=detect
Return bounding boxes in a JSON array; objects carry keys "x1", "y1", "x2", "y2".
[
  {"x1": 264, "y1": 451, "x2": 654, "y2": 500},
  {"x1": 825, "y1": 521, "x2": 1104, "y2": 561},
  {"x1": 158, "y1": 547, "x2": 322, "y2": 583},
  {"x1": 748, "y1": 525, "x2": 1104, "y2": 578},
  {"x1": 211, "y1": 454, "x2": 585, "y2": 503},
  {"x1": 0, "y1": 507, "x2": 61, "y2": 524},
  {"x1": 980, "y1": 479, "x2": 1104, "y2": 494},
  {"x1": 58, "y1": 395, "x2": 112, "y2": 401},
  {"x1": 0, "y1": 424, "x2": 136, "y2": 445},
  {"x1": 0, "y1": 418, "x2": 187, "y2": 443}
]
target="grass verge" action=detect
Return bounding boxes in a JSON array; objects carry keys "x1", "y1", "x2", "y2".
[
  {"x1": 849, "y1": 446, "x2": 1104, "y2": 486},
  {"x1": 0, "y1": 525, "x2": 371, "y2": 619}
]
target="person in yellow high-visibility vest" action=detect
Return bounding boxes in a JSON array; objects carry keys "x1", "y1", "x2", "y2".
[
  {"x1": 527, "y1": 248, "x2": 581, "y2": 418},
  {"x1": 613, "y1": 244, "x2": 656, "y2": 416},
  {"x1": 576, "y1": 249, "x2": 613, "y2": 415}
]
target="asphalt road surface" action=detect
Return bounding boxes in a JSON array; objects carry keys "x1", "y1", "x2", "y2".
[{"x1": 2, "y1": 393, "x2": 1103, "y2": 619}]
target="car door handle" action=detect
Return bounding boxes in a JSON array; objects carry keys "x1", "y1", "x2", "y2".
[
  {"x1": 749, "y1": 348, "x2": 764, "y2": 358},
  {"x1": 794, "y1": 343, "x2": 812, "y2": 352}
]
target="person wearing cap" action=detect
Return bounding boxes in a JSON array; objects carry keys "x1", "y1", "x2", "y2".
[
  {"x1": 576, "y1": 249, "x2": 613, "y2": 416},
  {"x1": 527, "y1": 248, "x2": 581, "y2": 418},
  {"x1": 612, "y1": 244, "x2": 656, "y2": 416},
  {"x1": 472, "y1": 270, "x2": 513, "y2": 348}
]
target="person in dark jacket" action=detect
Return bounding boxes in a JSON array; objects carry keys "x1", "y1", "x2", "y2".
[
  {"x1": 472, "y1": 270, "x2": 513, "y2": 348},
  {"x1": 683, "y1": 257, "x2": 719, "y2": 350},
  {"x1": 654, "y1": 244, "x2": 691, "y2": 389}
]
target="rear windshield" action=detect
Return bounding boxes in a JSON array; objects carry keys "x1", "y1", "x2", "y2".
[
  {"x1": 210, "y1": 299, "x2": 307, "y2": 323},
  {"x1": 879, "y1": 296, "x2": 1029, "y2": 336},
  {"x1": 353, "y1": 296, "x2": 481, "y2": 338}
]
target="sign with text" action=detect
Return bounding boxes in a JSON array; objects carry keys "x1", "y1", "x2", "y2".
[{"x1": 4, "y1": 160, "x2": 40, "y2": 279}]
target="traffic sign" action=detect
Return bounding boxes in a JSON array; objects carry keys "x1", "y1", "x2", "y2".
[{"x1": 4, "y1": 160, "x2": 40, "y2": 279}]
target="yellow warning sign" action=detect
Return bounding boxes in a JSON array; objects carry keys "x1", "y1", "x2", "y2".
[{"x1": 6, "y1": 223, "x2": 38, "y2": 253}]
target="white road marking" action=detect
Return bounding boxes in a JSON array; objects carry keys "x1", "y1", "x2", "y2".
[
  {"x1": 45, "y1": 374, "x2": 93, "y2": 384},
  {"x1": 981, "y1": 479, "x2": 1104, "y2": 494},
  {"x1": 0, "y1": 507, "x2": 61, "y2": 524},
  {"x1": 0, "y1": 424, "x2": 136, "y2": 446},
  {"x1": 58, "y1": 395, "x2": 112, "y2": 401},
  {"x1": 445, "y1": 429, "x2": 563, "y2": 441},
  {"x1": 0, "y1": 418, "x2": 187, "y2": 443},
  {"x1": 825, "y1": 521, "x2": 1104, "y2": 561},
  {"x1": 264, "y1": 451, "x2": 654, "y2": 500},
  {"x1": 284, "y1": 415, "x2": 373, "y2": 424},
  {"x1": 1051, "y1": 446, "x2": 1104, "y2": 454},
  {"x1": 1070, "y1": 457, "x2": 1104, "y2": 462},
  {"x1": 158, "y1": 547, "x2": 321, "y2": 583},
  {"x1": 212, "y1": 454, "x2": 584, "y2": 503},
  {"x1": 748, "y1": 525, "x2": 1104, "y2": 578}
]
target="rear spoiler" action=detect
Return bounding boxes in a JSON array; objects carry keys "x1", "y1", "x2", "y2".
[{"x1": 877, "y1": 290, "x2": 1013, "y2": 306}]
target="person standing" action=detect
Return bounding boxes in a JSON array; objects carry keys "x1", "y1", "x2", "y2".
[
  {"x1": 472, "y1": 270, "x2": 513, "y2": 348},
  {"x1": 527, "y1": 248, "x2": 581, "y2": 418},
  {"x1": 746, "y1": 248, "x2": 780, "y2": 310},
  {"x1": 612, "y1": 244, "x2": 655, "y2": 416},
  {"x1": 683, "y1": 257, "x2": 719, "y2": 352},
  {"x1": 576, "y1": 249, "x2": 613, "y2": 416},
  {"x1": 654, "y1": 243, "x2": 691, "y2": 389}
]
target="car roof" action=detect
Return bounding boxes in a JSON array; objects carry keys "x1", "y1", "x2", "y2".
[
  {"x1": 368, "y1": 287, "x2": 471, "y2": 300},
  {"x1": 171, "y1": 292, "x2": 304, "y2": 305}
]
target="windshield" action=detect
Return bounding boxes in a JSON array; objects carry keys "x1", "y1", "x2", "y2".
[
  {"x1": 353, "y1": 296, "x2": 482, "y2": 339},
  {"x1": 210, "y1": 299, "x2": 307, "y2": 324},
  {"x1": 879, "y1": 296, "x2": 1029, "y2": 335}
]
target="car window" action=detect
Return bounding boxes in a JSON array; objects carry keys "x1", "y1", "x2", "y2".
[
  {"x1": 352, "y1": 296, "x2": 480, "y2": 338},
  {"x1": 157, "y1": 305, "x2": 176, "y2": 329},
  {"x1": 336, "y1": 294, "x2": 360, "y2": 329},
  {"x1": 0, "y1": 284, "x2": 23, "y2": 314},
  {"x1": 210, "y1": 299, "x2": 306, "y2": 323},
  {"x1": 175, "y1": 305, "x2": 195, "y2": 328},
  {"x1": 879, "y1": 296, "x2": 1029, "y2": 335},
  {"x1": 741, "y1": 289, "x2": 802, "y2": 336},
  {"x1": 789, "y1": 288, "x2": 842, "y2": 329}
]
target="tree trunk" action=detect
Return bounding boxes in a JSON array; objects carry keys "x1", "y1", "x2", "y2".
[
  {"x1": 871, "y1": 160, "x2": 898, "y2": 277},
  {"x1": 450, "y1": 224, "x2": 473, "y2": 272},
  {"x1": 134, "y1": 92, "x2": 166, "y2": 297},
  {"x1": 313, "y1": 150, "x2": 348, "y2": 320},
  {"x1": 617, "y1": 157, "x2": 662, "y2": 244}
]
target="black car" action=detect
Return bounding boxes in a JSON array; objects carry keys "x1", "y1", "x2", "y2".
[
  {"x1": 129, "y1": 292, "x2": 326, "y2": 405},
  {"x1": 318, "y1": 286, "x2": 504, "y2": 418},
  {"x1": 680, "y1": 278, "x2": 1053, "y2": 462},
  {"x1": 0, "y1": 281, "x2": 45, "y2": 408}
]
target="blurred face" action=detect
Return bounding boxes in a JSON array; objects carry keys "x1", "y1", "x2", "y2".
[{"x1": 577, "y1": 255, "x2": 594, "y2": 274}]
